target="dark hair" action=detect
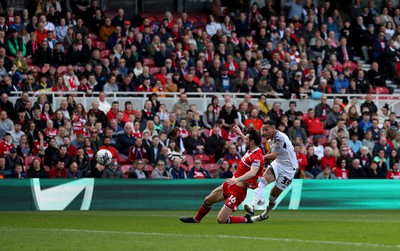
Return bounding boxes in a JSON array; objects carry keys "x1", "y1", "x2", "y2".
[
  {"x1": 264, "y1": 120, "x2": 276, "y2": 127},
  {"x1": 247, "y1": 127, "x2": 262, "y2": 145}
]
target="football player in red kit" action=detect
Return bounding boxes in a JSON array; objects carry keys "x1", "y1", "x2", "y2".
[{"x1": 180, "y1": 125, "x2": 264, "y2": 224}]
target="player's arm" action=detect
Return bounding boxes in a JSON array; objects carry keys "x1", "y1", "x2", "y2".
[
  {"x1": 227, "y1": 165, "x2": 259, "y2": 185},
  {"x1": 233, "y1": 125, "x2": 247, "y2": 142},
  {"x1": 264, "y1": 151, "x2": 278, "y2": 161}
]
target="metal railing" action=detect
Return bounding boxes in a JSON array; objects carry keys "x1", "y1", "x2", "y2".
[{"x1": 10, "y1": 91, "x2": 399, "y2": 114}]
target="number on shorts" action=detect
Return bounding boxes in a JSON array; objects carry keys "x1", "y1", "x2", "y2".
[
  {"x1": 281, "y1": 176, "x2": 292, "y2": 187},
  {"x1": 229, "y1": 195, "x2": 236, "y2": 204}
]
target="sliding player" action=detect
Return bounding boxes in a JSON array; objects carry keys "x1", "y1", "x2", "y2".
[
  {"x1": 244, "y1": 120, "x2": 298, "y2": 222},
  {"x1": 180, "y1": 126, "x2": 264, "y2": 224}
]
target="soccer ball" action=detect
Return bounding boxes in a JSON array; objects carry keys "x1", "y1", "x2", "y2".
[{"x1": 95, "y1": 149, "x2": 113, "y2": 166}]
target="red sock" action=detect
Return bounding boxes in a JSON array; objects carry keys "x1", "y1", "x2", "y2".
[
  {"x1": 228, "y1": 216, "x2": 246, "y2": 223},
  {"x1": 194, "y1": 203, "x2": 211, "y2": 222}
]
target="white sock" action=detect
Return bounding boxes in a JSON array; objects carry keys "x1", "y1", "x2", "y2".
[{"x1": 251, "y1": 178, "x2": 268, "y2": 208}]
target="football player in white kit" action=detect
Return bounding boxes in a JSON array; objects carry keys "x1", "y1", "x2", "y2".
[{"x1": 244, "y1": 120, "x2": 298, "y2": 222}]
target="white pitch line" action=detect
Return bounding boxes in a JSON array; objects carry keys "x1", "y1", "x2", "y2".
[{"x1": 1, "y1": 227, "x2": 400, "y2": 249}]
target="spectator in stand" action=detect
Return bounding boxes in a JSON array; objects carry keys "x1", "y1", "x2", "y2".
[
  {"x1": 315, "y1": 166, "x2": 337, "y2": 179},
  {"x1": 267, "y1": 102, "x2": 283, "y2": 126},
  {"x1": 305, "y1": 145, "x2": 321, "y2": 178},
  {"x1": 99, "y1": 136, "x2": 118, "y2": 160},
  {"x1": 386, "y1": 162, "x2": 400, "y2": 179},
  {"x1": 328, "y1": 119, "x2": 349, "y2": 142},
  {"x1": 151, "y1": 160, "x2": 172, "y2": 179},
  {"x1": 349, "y1": 133, "x2": 363, "y2": 154},
  {"x1": 128, "y1": 137, "x2": 149, "y2": 164},
  {"x1": 188, "y1": 158, "x2": 211, "y2": 179},
  {"x1": 169, "y1": 157, "x2": 187, "y2": 179},
  {"x1": 26, "y1": 158, "x2": 47, "y2": 178},
  {"x1": 184, "y1": 128, "x2": 205, "y2": 155},
  {"x1": 303, "y1": 108, "x2": 323, "y2": 136},
  {"x1": 102, "y1": 160, "x2": 124, "y2": 179},
  {"x1": 348, "y1": 158, "x2": 367, "y2": 179},
  {"x1": 287, "y1": 119, "x2": 308, "y2": 145},
  {"x1": 320, "y1": 146, "x2": 337, "y2": 170},
  {"x1": 244, "y1": 108, "x2": 263, "y2": 130},
  {"x1": 326, "y1": 104, "x2": 342, "y2": 129},
  {"x1": 49, "y1": 160, "x2": 68, "y2": 178},
  {"x1": 67, "y1": 161, "x2": 83, "y2": 179},
  {"x1": 360, "y1": 94, "x2": 378, "y2": 116}
]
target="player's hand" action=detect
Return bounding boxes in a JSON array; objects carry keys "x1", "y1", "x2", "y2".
[
  {"x1": 233, "y1": 125, "x2": 241, "y2": 134},
  {"x1": 226, "y1": 177, "x2": 238, "y2": 185}
]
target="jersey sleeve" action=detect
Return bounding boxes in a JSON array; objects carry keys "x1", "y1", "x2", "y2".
[
  {"x1": 271, "y1": 134, "x2": 285, "y2": 153},
  {"x1": 250, "y1": 151, "x2": 263, "y2": 169}
]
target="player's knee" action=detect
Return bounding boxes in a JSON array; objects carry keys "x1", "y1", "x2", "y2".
[
  {"x1": 203, "y1": 197, "x2": 212, "y2": 206},
  {"x1": 216, "y1": 216, "x2": 228, "y2": 224}
]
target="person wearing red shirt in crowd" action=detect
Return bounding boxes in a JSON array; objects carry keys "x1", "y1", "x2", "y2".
[
  {"x1": 0, "y1": 133, "x2": 15, "y2": 156},
  {"x1": 123, "y1": 101, "x2": 135, "y2": 123},
  {"x1": 128, "y1": 137, "x2": 149, "y2": 163},
  {"x1": 294, "y1": 144, "x2": 308, "y2": 171},
  {"x1": 132, "y1": 121, "x2": 143, "y2": 139},
  {"x1": 224, "y1": 54, "x2": 239, "y2": 77},
  {"x1": 188, "y1": 159, "x2": 212, "y2": 179},
  {"x1": 35, "y1": 21, "x2": 48, "y2": 45},
  {"x1": 320, "y1": 147, "x2": 337, "y2": 170},
  {"x1": 178, "y1": 120, "x2": 190, "y2": 139},
  {"x1": 106, "y1": 101, "x2": 120, "y2": 121},
  {"x1": 99, "y1": 137, "x2": 118, "y2": 160},
  {"x1": 223, "y1": 144, "x2": 241, "y2": 168},
  {"x1": 43, "y1": 120, "x2": 58, "y2": 139},
  {"x1": 244, "y1": 109, "x2": 263, "y2": 131},
  {"x1": 180, "y1": 126, "x2": 264, "y2": 224},
  {"x1": 303, "y1": 108, "x2": 324, "y2": 136},
  {"x1": 142, "y1": 100, "x2": 154, "y2": 121},
  {"x1": 63, "y1": 136, "x2": 78, "y2": 158},
  {"x1": 71, "y1": 110, "x2": 85, "y2": 135},
  {"x1": 49, "y1": 160, "x2": 68, "y2": 178},
  {"x1": 386, "y1": 162, "x2": 400, "y2": 179},
  {"x1": 225, "y1": 125, "x2": 239, "y2": 143}
]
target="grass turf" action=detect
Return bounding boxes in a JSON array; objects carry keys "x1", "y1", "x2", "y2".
[{"x1": 1, "y1": 210, "x2": 399, "y2": 251}]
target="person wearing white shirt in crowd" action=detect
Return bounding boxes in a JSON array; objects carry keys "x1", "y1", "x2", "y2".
[
  {"x1": 7, "y1": 121, "x2": 24, "y2": 146},
  {"x1": 98, "y1": 91, "x2": 111, "y2": 113},
  {"x1": 39, "y1": 15, "x2": 55, "y2": 31},
  {"x1": 63, "y1": 65, "x2": 79, "y2": 91},
  {"x1": 205, "y1": 15, "x2": 222, "y2": 37}
]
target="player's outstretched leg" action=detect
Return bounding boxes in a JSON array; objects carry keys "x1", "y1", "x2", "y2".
[
  {"x1": 251, "y1": 177, "x2": 268, "y2": 208},
  {"x1": 180, "y1": 202, "x2": 211, "y2": 223},
  {"x1": 252, "y1": 193, "x2": 278, "y2": 222}
]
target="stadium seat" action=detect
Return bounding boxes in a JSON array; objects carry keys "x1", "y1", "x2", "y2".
[
  {"x1": 94, "y1": 41, "x2": 106, "y2": 50},
  {"x1": 100, "y1": 49, "x2": 111, "y2": 58},
  {"x1": 88, "y1": 33, "x2": 98, "y2": 40},
  {"x1": 375, "y1": 87, "x2": 390, "y2": 94},
  {"x1": 25, "y1": 57, "x2": 33, "y2": 65},
  {"x1": 143, "y1": 58, "x2": 155, "y2": 67},
  {"x1": 369, "y1": 86, "x2": 376, "y2": 94},
  {"x1": 120, "y1": 164, "x2": 133, "y2": 178},
  {"x1": 184, "y1": 154, "x2": 194, "y2": 167},
  {"x1": 57, "y1": 65, "x2": 68, "y2": 75},
  {"x1": 202, "y1": 128, "x2": 210, "y2": 138},
  {"x1": 180, "y1": 164, "x2": 189, "y2": 172},
  {"x1": 149, "y1": 67, "x2": 160, "y2": 75},
  {"x1": 187, "y1": 16, "x2": 197, "y2": 23},
  {"x1": 118, "y1": 155, "x2": 129, "y2": 165},
  {"x1": 204, "y1": 163, "x2": 219, "y2": 175},
  {"x1": 41, "y1": 65, "x2": 50, "y2": 73},
  {"x1": 145, "y1": 164, "x2": 154, "y2": 177},
  {"x1": 24, "y1": 156, "x2": 41, "y2": 169},
  {"x1": 28, "y1": 65, "x2": 41, "y2": 73},
  {"x1": 194, "y1": 154, "x2": 210, "y2": 164}
]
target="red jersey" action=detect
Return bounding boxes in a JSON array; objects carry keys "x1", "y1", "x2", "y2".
[
  {"x1": 72, "y1": 118, "x2": 85, "y2": 135},
  {"x1": 386, "y1": 170, "x2": 400, "y2": 179},
  {"x1": 234, "y1": 147, "x2": 264, "y2": 189},
  {"x1": 178, "y1": 128, "x2": 189, "y2": 138},
  {"x1": 44, "y1": 128, "x2": 58, "y2": 138},
  {"x1": 0, "y1": 141, "x2": 15, "y2": 156},
  {"x1": 132, "y1": 131, "x2": 143, "y2": 138},
  {"x1": 334, "y1": 168, "x2": 349, "y2": 179}
]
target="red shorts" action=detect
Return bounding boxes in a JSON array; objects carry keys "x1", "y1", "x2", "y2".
[{"x1": 222, "y1": 182, "x2": 247, "y2": 211}]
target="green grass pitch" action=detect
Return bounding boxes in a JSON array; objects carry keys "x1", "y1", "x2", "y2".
[{"x1": 1, "y1": 210, "x2": 400, "y2": 251}]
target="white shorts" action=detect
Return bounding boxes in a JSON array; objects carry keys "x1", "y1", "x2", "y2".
[{"x1": 269, "y1": 162, "x2": 297, "y2": 191}]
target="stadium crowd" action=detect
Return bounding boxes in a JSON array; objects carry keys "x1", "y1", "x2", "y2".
[{"x1": 0, "y1": 0, "x2": 399, "y2": 180}]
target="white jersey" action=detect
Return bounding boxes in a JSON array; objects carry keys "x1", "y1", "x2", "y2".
[{"x1": 269, "y1": 130, "x2": 298, "y2": 170}]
